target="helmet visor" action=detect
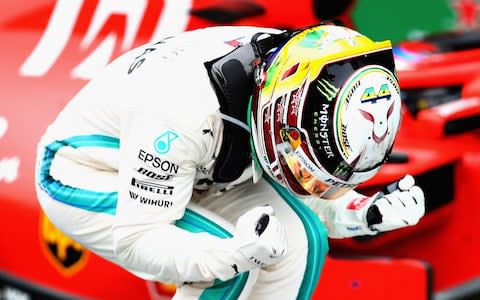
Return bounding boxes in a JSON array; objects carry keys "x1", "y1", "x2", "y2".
[{"x1": 277, "y1": 126, "x2": 355, "y2": 198}]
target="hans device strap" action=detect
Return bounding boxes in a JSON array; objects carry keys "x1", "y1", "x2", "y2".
[{"x1": 204, "y1": 31, "x2": 289, "y2": 182}]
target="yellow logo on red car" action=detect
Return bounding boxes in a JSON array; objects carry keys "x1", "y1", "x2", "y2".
[{"x1": 39, "y1": 212, "x2": 88, "y2": 276}]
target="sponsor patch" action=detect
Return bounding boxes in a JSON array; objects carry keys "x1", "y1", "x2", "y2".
[
  {"x1": 154, "y1": 131, "x2": 179, "y2": 154},
  {"x1": 347, "y1": 197, "x2": 370, "y2": 210},
  {"x1": 129, "y1": 191, "x2": 173, "y2": 208},
  {"x1": 138, "y1": 149, "x2": 179, "y2": 173},
  {"x1": 131, "y1": 177, "x2": 174, "y2": 195},
  {"x1": 136, "y1": 167, "x2": 172, "y2": 180}
]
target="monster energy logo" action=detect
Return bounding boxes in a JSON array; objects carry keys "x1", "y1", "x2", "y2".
[
  {"x1": 316, "y1": 79, "x2": 339, "y2": 102},
  {"x1": 333, "y1": 163, "x2": 352, "y2": 179}
]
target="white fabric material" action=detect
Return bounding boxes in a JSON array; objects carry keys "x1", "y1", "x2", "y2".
[
  {"x1": 187, "y1": 179, "x2": 311, "y2": 300},
  {"x1": 35, "y1": 26, "x2": 309, "y2": 300},
  {"x1": 37, "y1": 177, "x2": 310, "y2": 300},
  {"x1": 233, "y1": 206, "x2": 287, "y2": 270},
  {"x1": 301, "y1": 190, "x2": 378, "y2": 238},
  {"x1": 301, "y1": 174, "x2": 425, "y2": 238},
  {"x1": 35, "y1": 24, "x2": 422, "y2": 299},
  {"x1": 371, "y1": 175, "x2": 425, "y2": 232}
]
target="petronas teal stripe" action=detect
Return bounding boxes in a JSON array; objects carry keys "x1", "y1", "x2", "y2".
[
  {"x1": 177, "y1": 209, "x2": 233, "y2": 237},
  {"x1": 265, "y1": 177, "x2": 329, "y2": 300},
  {"x1": 38, "y1": 135, "x2": 120, "y2": 215},
  {"x1": 46, "y1": 135, "x2": 120, "y2": 151},
  {"x1": 176, "y1": 209, "x2": 249, "y2": 300}
]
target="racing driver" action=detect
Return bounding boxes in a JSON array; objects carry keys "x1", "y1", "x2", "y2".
[{"x1": 35, "y1": 24, "x2": 425, "y2": 299}]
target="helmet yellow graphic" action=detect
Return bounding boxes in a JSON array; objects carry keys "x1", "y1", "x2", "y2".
[{"x1": 250, "y1": 24, "x2": 401, "y2": 199}]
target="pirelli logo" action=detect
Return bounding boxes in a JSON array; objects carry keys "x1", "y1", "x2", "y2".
[{"x1": 131, "y1": 177, "x2": 174, "y2": 195}]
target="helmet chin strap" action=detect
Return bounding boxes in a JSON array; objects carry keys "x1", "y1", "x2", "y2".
[
  {"x1": 203, "y1": 34, "x2": 287, "y2": 183},
  {"x1": 202, "y1": 29, "x2": 295, "y2": 183}
]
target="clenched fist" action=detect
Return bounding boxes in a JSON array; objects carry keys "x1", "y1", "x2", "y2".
[
  {"x1": 367, "y1": 175, "x2": 425, "y2": 232},
  {"x1": 232, "y1": 206, "x2": 288, "y2": 271}
]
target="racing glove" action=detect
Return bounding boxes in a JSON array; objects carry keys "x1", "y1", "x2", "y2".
[
  {"x1": 301, "y1": 174, "x2": 425, "y2": 238},
  {"x1": 230, "y1": 206, "x2": 288, "y2": 274},
  {"x1": 366, "y1": 174, "x2": 425, "y2": 232}
]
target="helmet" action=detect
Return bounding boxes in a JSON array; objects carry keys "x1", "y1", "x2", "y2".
[{"x1": 249, "y1": 24, "x2": 402, "y2": 199}]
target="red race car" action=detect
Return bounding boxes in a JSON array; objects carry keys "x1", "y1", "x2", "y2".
[
  {"x1": 1, "y1": 1, "x2": 478, "y2": 299},
  {"x1": 325, "y1": 29, "x2": 480, "y2": 300}
]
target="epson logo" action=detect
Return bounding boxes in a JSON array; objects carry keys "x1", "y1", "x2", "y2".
[
  {"x1": 137, "y1": 149, "x2": 179, "y2": 173},
  {"x1": 131, "y1": 177, "x2": 173, "y2": 195}
]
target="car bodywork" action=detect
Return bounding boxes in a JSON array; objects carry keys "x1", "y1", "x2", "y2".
[{"x1": 327, "y1": 30, "x2": 480, "y2": 300}]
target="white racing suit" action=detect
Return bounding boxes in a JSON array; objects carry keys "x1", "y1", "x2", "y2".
[{"x1": 35, "y1": 26, "x2": 381, "y2": 299}]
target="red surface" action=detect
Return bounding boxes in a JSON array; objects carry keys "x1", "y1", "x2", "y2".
[
  {"x1": 332, "y1": 140, "x2": 480, "y2": 292},
  {"x1": 0, "y1": 1, "x2": 320, "y2": 298},
  {"x1": 331, "y1": 36, "x2": 480, "y2": 293},
  {"x1": 1, "y1": 1, "x2": 479, "y2": 299},
  {"x1": 314, "y1": 256, "x2": 431, "y2": 300}
]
